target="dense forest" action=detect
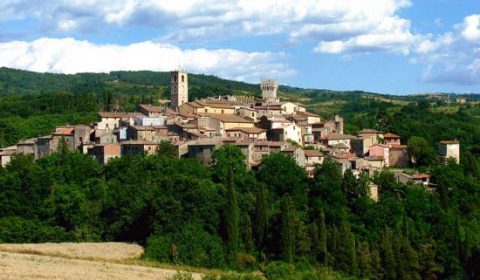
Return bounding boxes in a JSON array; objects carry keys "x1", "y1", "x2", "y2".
[
  {"x1": 0, "y1": 67, "x2": 480, "y2": 279},
  {"x1": 0, "y1": 142, "x2": 479, "y2": 279}
]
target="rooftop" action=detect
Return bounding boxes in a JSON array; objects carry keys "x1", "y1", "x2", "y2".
[
  {"x1": 304, "y1": 150, "x2": 323, "y2": 157},
  {"x1": 225, "y1": 127, "x2": 266, "y2": 134},
  {"x1": 439, "y1": 140, "x2": 460, "y2": 145},
  {"x1": 139, "y1": 104, "x2": 163, "y2": 113},
  {"x1": 324, "y1": 133, "x2": 356, "y2": 141},
  {"x1": 203, "y1": 113, "x2": 253, "y2": 123},
  {"x1": 99, "y1": 112, "x2": 130, "y2": 118},
  {"x1": 383, "y1": 132, "x2": 401, "y2": 139}
]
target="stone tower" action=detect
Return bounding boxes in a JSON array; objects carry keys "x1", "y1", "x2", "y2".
[
  {"x1": 261, "y1": 79, "x2": 278, "y2": 103},
  {"x1": 171, "y1": 70, "x2": 188, "y2": 109}
]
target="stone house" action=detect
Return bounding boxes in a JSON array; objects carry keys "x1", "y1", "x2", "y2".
[
  {"x1": 138, "y1": 104, "x2": 164, "y2": 117},
  {"x1": 127, "y1": 125, "x2": 168, "y2": 141},
  {"x1": 394, "y1": 172, "x2": 431, "y2": 186},
  {"x1": 438, "y1": 140, "x2": 460, "y2": 164},
  {"x1": 368, "y1": 144, "x2": 390, "y2": 167},
  {"x1": 121, "y1": 140, "x2": 159, "y2": 156},
  {"x1": 225, "y1": 127, "x2": 267, "y2": 140},
  {"x1": 88, "y1": 143, "x2": 121, "y2": 165},
  {"x1": 389, "y1": 144, "x2": 409, "y2": 168},
  {"x1": 281, "y1": 147, "x2": 306, "y2": 167},
  {"x1": 383, "y1": 133, "x2": 401, "y2": 145}
]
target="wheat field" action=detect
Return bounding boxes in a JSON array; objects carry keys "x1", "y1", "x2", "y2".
[{"x1": 0, "y1": 243, "x2": 201, "y2": 280}]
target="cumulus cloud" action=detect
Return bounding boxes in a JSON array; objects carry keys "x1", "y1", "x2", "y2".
[
  {"x1": 0, "y1": 37, "x2": 294, "y2": 82},
  {"x1": 415, "y1": 15, "x2": 480, "y2": 85},
  {"x1": 0, "y1": 0, "x2": 414, "y2": 54}
]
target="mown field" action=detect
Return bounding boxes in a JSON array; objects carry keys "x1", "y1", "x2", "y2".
[{"x1": 0, "y1": 243, "x2": 202, "y2": 280}]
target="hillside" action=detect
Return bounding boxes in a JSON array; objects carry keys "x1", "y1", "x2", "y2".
[{"x1": 1, "y1": 67, "x2": 480, "y2": 156}]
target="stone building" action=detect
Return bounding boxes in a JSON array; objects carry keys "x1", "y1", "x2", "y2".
[
  {"x1": 261, "y1": 79, "x2": 279, "y2": 103},
  {"x1": 438, "y1": 140, "x2": 460, "y2": 164},
  {"x1": 171, "y1": 70, "x2": 188, "y2": 109}
]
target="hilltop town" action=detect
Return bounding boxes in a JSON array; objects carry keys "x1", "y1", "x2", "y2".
[{"x1": 0, "y1": 71, "x2": 461, "y2": 198}]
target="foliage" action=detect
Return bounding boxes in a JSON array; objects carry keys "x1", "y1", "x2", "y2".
[{"x1": 0, "y1": 68, "x2": 480, "y2": 278}]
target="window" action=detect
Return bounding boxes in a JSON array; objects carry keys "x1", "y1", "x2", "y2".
[
  {"x1": 252, "y1": 113, "x2": 254, "y2": 117},
  {"x1": 181, "y1": 75, "x2": 185, "y2": 82},
  {"x1": 221, "y1": 110, "x2": 224, "y2": 114}
]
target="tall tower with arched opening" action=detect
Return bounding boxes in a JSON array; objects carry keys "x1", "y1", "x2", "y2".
[{"x1": 171, "y1": 70, "x2": 188, "y2": 109}]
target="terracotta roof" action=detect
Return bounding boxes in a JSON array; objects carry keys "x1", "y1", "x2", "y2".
[
  {"x1": 412, "y1": 173, "x2": 431, "y2": 179},
  {"x1": 131, "y1": 125, "x2": 166, "y2": 131},
  {"x1": 358, "y1": 129, "x2": 380, "y2": 134},
  {"x1": 389, "y1": 144, "x2": 407, "y2": 149},
  {"x1": 120, "y1": 140, "x2": 159, "y2": 145},
  {"x1": 331, "y1": 152, "x2": 355, "y2": 160},
  {"x1": 226, "y1": 127, "x2": 266, "y2": 134},
  {"x1": 194, "y1": 100, "x2": 239, "y2": 109},
  {"x1": 204, "y1": 113, "x2": 253, "y2": 123},
  {"x1": 439, "y1": 140, "x2": 459, "y2": 145},
  {"x1": 253, "y1": 140, "x2": 285, "y2": 147},
  {"x1": 324, "y1": 133, "x2": 356, "y2": 140},
  {"x1": 255, "y1": 105, "x2": 283, "y2": 110},
  {"x1": 304, "y1": 150, "x2": 323, "y2": 157},
  {"x1": 54, "y1": 127, "x2": 75, "y2": 136},
  {"x1": 297, "y1": 111, "x2": 319, "y2": 117},
  {"x1": 383, "y1": 132, "x2": 401, "y2": 139},
  {"x1": 99, "y1": 112, "x2": 129, "y2": 118},
  {"x1": 331, "y1": 143, "x2": 349, "y2": 149},
  {"x1": 139, "y1": 104, "x2": 163, "y2": 113}
]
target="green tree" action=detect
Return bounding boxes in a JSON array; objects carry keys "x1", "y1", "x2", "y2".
[
  {"x1": 225, "y1": 167, "x2": 240, "y2": 255},
  {"x1": 256, "y1": 152, "x2": 308, "y2": 210},
  {"x1": 381, "y1": 228, "x2": 397, "y2": 280},
  {"x1": 357, "y1": 241, "x2": 372, "y2": 279},
  {"x1": 157, "y1": 141, "x2": 177, "y2": 158},
  {"x1": 407, "y1": 136, "x2": 437, "y2": 167},
  {"x1": 280, "y1": 195, "x2": 296, "y2": 263},
  {"x1": 336, "y1": 224, "x2": 357, "y2": 275},
  {"x1": 254, "y1": 183, "x2": 268, "y2": 250},
  {"x1": 212, "y1": 144, "x2": 247, "y2": 185}
]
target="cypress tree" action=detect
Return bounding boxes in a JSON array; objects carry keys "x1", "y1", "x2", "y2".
[
  {"x1": 357, "y1": 241, "x2": 372, "y2": 278},
  {"x1": 254, "y1": 183, "x2": 268, "y2": 250},
  {"x1": 242, "y1": 214, "x2": 254, "y2": 253},
  {"x1": 310, "y1": 221, "x2": 320, "y2": 260},
  {"x1": 370, "y1": 248, "x2": 383, "y2": 280},
  {"x1": 280, "y1": 195, "x2": 295, "y2": 263},
  {"x1": 381, "y1": 228, "x2": 397, "y2": 280},
  {"x1": 336, "y1": 224, "x2": 357, "y2": 275},
  {"x1": 225, "y1": 167, "x2": 239, "y2": 255},
  {"x1": 295, "y1": 219, "x2": 311, "y2": 256},
  {"x1": 318, "y1": 210, "x2": 328, "y2": 264}
]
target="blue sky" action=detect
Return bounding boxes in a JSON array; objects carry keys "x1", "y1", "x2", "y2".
[{"x1": 0, "y1": 0, "x2": 478, "y2": 94}]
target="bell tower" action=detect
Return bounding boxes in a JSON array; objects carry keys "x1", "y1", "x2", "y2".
[
  {"x1": 171, "y1": 70, "x2": 188, "y2": 109},
  {"x1": 261, "y1": 79, "x2": 279, "y2": 103}
]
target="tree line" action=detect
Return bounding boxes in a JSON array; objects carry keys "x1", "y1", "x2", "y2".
[{"x1": 0, "y1": 142, "x2": 479, "y2": 279}]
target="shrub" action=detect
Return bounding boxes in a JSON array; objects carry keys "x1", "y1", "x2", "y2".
[
  {"x1": 235, "y1": 253, "x2": 256, "y2": 270},
  {"x1": 168, "y1": 272, "x2": 194, "y2": 280},
  {"x1": 0, "y1": 216, "x2": 72, "y2": 243}
]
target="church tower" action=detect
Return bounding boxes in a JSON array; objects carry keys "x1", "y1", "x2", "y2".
[
  {"x1": 261, "y1": 79, "x2": 279, "y2": 103},
  {"x1": 171, "y1": 70, "x2": 188, "y2": 109}
]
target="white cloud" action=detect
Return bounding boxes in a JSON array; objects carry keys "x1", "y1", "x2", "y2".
[
  {"x1": 415, "y1": 15, "x2": 480, "y2": 85},
  {"x1": 0, "y1": 0, "x2": 414, "y2": 54},
  {"x1": 0, "y1": 37, "x2": 294, "y2": 82},
  {"x1": 460, "y1": 15, "x2": 480, "y2": 41}
]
